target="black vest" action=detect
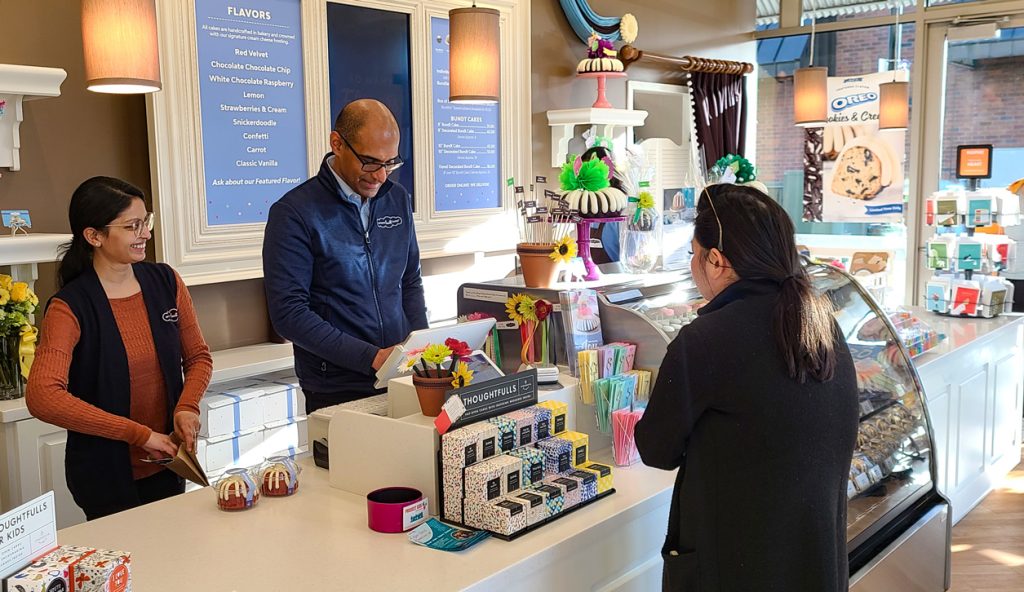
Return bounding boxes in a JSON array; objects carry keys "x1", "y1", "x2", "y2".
[{"x1": 52, "y1": 262, "x2": 184, "y2": 510}]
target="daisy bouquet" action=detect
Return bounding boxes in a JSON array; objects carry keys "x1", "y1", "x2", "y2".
[
  {"x1": 401, "y1": 338, "x2": 475, "y2": 389},
  {"x1": 505, "y1": 293, "x2": 556, "y2": 367}
]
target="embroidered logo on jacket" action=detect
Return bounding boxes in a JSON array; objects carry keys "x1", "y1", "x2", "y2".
[
  {"x1": 376, "y1": 216, "x2": 403, "y2": 229},
  {"x1": 162, "y1": 308, "x2": 179, "y2": 323}
]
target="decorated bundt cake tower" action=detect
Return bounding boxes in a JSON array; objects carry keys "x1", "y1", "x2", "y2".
[
  {"x1": 559, "y1": 147, "x2": 628, "y2": 217},
  {"x1": 575, "y1": 15, "x2": 638, "y2": 74}
]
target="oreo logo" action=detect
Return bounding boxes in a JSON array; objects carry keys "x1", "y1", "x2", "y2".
[
  {"x1": 162, "y1": 308, "x2": 179, "y2": 323},
  {"x1": 831, "y1": 92, "x2": 878, "y2": 112},
  {"x1": 376, "y1": 216, "x2": 403, "y2": 229}
]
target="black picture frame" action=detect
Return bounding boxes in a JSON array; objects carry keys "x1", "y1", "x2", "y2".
[{"x1": 956, "y1": 144, "x2": 993, "y2": 180}]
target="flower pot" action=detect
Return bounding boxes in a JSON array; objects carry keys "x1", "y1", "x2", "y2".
[
  {"x1": 412, "y1": 371, "x2": 452, "y2": 417},
  {"x1": 517, "y1": 242, "x2": 559, "y2": 288},
  {"x1": 0, "y1": 333, "x2": 24, "y2": 401}
]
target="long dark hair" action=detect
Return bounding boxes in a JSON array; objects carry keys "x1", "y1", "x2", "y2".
[
  {"x1": 694, "y1": 184, "x2": 837, "y2": 383},
  {"x1": 58, "y1": 176, "x2": 144, "y2": 287}
]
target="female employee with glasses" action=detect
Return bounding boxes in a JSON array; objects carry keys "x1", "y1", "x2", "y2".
[
  {"x1": 635, "y1": 183, "x2": 859, "y2": 591},
  {"x1": 26, "y1": 176, "x2": 212, "y2": 520}
]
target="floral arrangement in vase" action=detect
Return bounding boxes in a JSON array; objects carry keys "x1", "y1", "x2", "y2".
[
  {"x1": 0, "y1": 275, "x2": 39, "y2": 400},
  {"x1": 618, "y1": 147, "x2": 661, "y2": 274},
  {"x1": 400, "y1": 338, "x2": 474, "y2": 417},
  {"x1": 505, "y1": 293, "x2": 556, "y2": 368}
]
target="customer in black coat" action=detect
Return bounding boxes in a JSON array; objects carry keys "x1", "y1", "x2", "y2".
[{"x1": 635, "y1": 184, "x2": 859, "y2": 592}]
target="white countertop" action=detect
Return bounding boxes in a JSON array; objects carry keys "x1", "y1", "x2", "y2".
[
  {"x1": 0, "y1": 343, "x2": 293, "y2": 424},
  {"x1": 905, "y1": 306, "x2": 1024, "y2": 371},
  {"x1": 57, "y1": 455, "x2": 675, "y2": 591}
]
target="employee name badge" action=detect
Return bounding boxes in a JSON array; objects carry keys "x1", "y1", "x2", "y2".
[{"x1": 402, "y1": 498, "x2": 429, "y2": 531}]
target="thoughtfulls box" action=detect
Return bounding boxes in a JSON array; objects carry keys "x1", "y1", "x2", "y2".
[
  {"x1": 73, "y1": 548, "x2": 131, "y2": 592},
  {"x1": 464, "y1": 455, "x2": 523, "y2": 503},
  {"x1": 522, "y1": 407, "x2": 552, "y2": 441},
  {"x1": 555, "y1": 431, "x2": 589, "y2": 468},
  {"x1": 502, "y1": 409, "x2": 537, "y2": 447},
  {"x1": 464, "y1": 497, "x2": 528, "y2": 536},
  {"x1": 567, "y1": 470, "x2": 598, "y2": 502},
  {"x1": 487, "y1": 415, "x2": 518, "y2": 452},
  {"x1": 441, "y1": 422, "x2": 501, "y2": 469},
  {"x1": 548, "y1": 475, "x2": 582, "y2": 508},
  {"x1": 506, "y1": 447, "x2": 545, "y2": 487},
  {"x1": 509, "y1": 490, "x2": 549, "y2": 526},
  {"x1": 581, "y1": 462, "x2": 614, "y2": 494},
  {"x1": 536, "y1": 400, "x2": 568, "y2": 435},
  {"x1": 530, "y1": 483, "x2": 565, "y2": 516},
  {"x1": 536, "y1": 438, "x2": 573, "y2": 476},
  {"x1": 7, "y1": 545, "x2": 132, "y2": 592},
  {"x1": 442, "y1": 466, "x2": 465, "y2": 523}
]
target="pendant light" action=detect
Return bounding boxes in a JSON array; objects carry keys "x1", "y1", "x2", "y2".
[
  {"x1": 448, "y1": 4, "x2": 500, "y2": 103},
  {"x1": 793, "y1": 1, "x2": 827, "y2": 126},
  {"x1": 82, "y1": 0, "x2": 161, "y2": 94},
  {"x1": 879, "y1": 4, "x2": 909, "y2": 130}
]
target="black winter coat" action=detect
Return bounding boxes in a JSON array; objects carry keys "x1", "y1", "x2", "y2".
[{"x1": 635, "y1": 279, "x2": 859, "y2": 592}]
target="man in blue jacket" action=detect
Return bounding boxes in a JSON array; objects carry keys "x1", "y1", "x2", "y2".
[{"x1": 264, "y1": 99, "x2": 428, "y2": 413}]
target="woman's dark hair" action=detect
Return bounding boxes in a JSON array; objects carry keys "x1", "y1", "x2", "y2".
[
  {"x1": 58, "y1": 176, "x2": 145, "y2": 287},
  {"x1": 695, "y1": 184, "x2": 837, "y2": 383}
]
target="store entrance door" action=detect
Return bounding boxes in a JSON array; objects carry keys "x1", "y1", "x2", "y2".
[{"x1": 915, "y1": 15, "x2": 1024, "y2": 306}]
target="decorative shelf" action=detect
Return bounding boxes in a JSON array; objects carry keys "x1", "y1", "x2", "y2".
[
  {"x1": 546, "y1": 108, "x2": 648, "y2": 167},
  {"x1": 0, "y1": 64, "x2": 67, "y2": 171},
  {"x1": 0, "y1": 233, "x2": 71, "y2": 267}
]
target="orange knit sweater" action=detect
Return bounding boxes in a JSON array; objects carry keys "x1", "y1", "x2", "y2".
[{"x1": 26, "y1": 272, "x2": 212, "y2": 480}]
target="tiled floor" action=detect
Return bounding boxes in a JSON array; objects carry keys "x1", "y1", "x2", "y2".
[{"x1": 948, "y1": 446, "x2": 1024, "y2": 591}]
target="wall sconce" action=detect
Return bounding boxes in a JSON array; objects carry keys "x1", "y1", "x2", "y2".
[
  {"x1": 448, "y1": 5, "x2": 500, "y2": 103},
  {"x1": 82, "y1": 0, "x2": 161, "y2": 94}
]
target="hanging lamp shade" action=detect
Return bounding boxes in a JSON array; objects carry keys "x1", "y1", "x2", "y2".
[
  {"x1": 448, "y1": 6, "x2": 500, "y2": 103},
  {"x1": 878, "y1": 80, "x2": 909, "y2": 131},
  {"x1": 82, "y1": 0, "x2": 161, "y2": 94},
  {"x1": 793, "y1": 66, "x2": 828, "y2": 127}
]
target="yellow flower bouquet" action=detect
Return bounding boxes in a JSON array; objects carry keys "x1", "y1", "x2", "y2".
[{"x1": 0, "y1": 274, "x2": 39, "y2": 399}]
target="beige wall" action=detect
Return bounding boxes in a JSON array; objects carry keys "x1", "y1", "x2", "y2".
[{"x1": 2, "y1": 0, "x2": 754, "y2": 349}]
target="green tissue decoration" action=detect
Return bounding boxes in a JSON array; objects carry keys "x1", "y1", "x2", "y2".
[
  {"x1": 712, "y1": 154, "x2": 757, "y2": 184},
  {"x1": 560, "y1": 158, "x2": 611, "y2": 192}
]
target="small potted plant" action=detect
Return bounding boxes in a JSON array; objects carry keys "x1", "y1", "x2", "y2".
[
  {"x1": 0, "y1": 275, "x2": 39, "y2": 400},
  {"x1": 509, "y1": 178, "x2": 576, "y2": 288},
  {"x1": 402, "y1": 338, "x2": 473, "y2": 417}
]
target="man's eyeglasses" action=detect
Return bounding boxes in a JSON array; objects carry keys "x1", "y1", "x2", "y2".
[
  {"x1": 105, "y1": 212, "x2": 155, "y2": 238},
  {"x1": 338, "y1": 133, "x2": 404, "y2": 174}
]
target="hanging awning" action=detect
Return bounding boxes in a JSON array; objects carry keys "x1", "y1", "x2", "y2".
[{"x1": 756, "y1": 0, "x2": 916, "y2": 27}]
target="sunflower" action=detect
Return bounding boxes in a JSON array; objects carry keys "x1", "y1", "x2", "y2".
[
  {"x1": 422, "y1": 343, "x2": 453, "y2": 366},
  {"x1": 451, "y1": 361, "x2": 474, "y2": 389},
  {"x1": 505, "y1": 293, "x2": 537, "y2": 325},
  {"x1": 549, "y1": 236, "x2": 577, "y2": 263}
]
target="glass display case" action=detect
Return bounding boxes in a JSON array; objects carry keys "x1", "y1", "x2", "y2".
[{"x1": 459, "y1": 260, "x2": 950, "y2": 589}]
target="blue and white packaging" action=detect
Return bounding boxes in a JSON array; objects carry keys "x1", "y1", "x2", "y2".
[
  {"x1": 258, "y1": 379, "x2": 302, "y2": 425},
  {"x1": 197, "y1": 427, "x2": 264, "y2": 473},
  {"x1": 261, "y1": 416, "x2": 309, "y2": 458},
  {"x1": 199, "y1": 384, "x2": 264, "y2": 438}
]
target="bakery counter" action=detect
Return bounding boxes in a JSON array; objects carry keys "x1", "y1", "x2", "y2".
[
  {"x1": 908, "y1": 307, "x2": 1024, "y2": 524},
  {"x1": 57, "y1": 456, "x2": 675, "y2": 591}
]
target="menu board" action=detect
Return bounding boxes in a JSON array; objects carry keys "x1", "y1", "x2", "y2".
[
  {"x1": 430, "y1": 17, "x2": 500, "y2": 212},
  {"x1": 195, "y1": 0, "x2": 307, "y2": 226}
]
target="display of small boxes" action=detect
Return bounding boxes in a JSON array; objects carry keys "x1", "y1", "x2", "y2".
[
  {"x1": 580, "y1": 462, "x2": 614, "y2": 494},
  {"x1": 536, "y1": 437, "x2": 573, "y2": 476},
  {"x1": 442, "y1": 465, "x2": 466, "y2": 523},
  {"x1": 536, "y1": 400, "x2": 568, "y2": 434},
  {"x1": 523, "y1": 406, "x2": 552, "y2": 440},
  {"x1": 555, "y1": 430, "x2": 589, "y2": 468},
  {"x1": 464, "y1": 454, "x2": 523, "y2": 503},
  {"x1": 530, "y1": 483, "x2": 565, "y2": 516},
  {"x1": 509, "y1": 489, "x2": 549, "y2": 526},
  {"x1": 503, "y1": 409, "x2": 538, "y2": 447},
  {"x1": 7, "y1": 545, "x2": 133, "y2": 592},
  {"x1": 442, "y1": 422, "x2": 501, "y2": 469},
  {"x1": 487, "y1": 415, "x2": 518, "y2": 452},
  {"x1": 544, "y1": 475, "x2": 582, "y2": 508},
  {"x1": 464, "y1": 497, "x2": 528, "y2": 536},
  {"x1": 566, "y1": 470, "x2": 599, "y2": 502},
  {"x1": 506, "y1": 447, "x2": 545, "y2": 486}
]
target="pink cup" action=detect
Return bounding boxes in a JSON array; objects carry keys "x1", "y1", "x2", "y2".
[{"x1": 366, "y1": 487, "x2": 423, "y2": 533}]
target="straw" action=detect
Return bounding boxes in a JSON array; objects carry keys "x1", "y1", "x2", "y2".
[{"x1": 612, "y1": 408, "x2": 643, "y2": 466}]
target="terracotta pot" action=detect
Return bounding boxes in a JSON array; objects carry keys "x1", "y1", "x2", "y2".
[
  {"x1": 517, "y1": 242, "x2": 559, "y2": 288},
  {"x1": 412, "y1": 371, "x2": 452, "y2": 417}
]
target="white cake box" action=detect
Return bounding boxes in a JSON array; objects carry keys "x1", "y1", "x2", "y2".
[
  {"x1": 258, "y1": 380, "x2": 303, "y2": 425},
  {"x1": 261, "y1": 417, "x2": 309, "y2": 458},
  {"x1": 200, "y1": 379, "x2": 264, "y2": 437},
  {"x1": 197, "y1": 427, "x2": 265, "y2": 473}
]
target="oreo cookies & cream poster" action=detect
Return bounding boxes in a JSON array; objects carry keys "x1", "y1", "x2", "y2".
[{"x1": 803, "y1": 72, "x2": 906, "y2": 223}]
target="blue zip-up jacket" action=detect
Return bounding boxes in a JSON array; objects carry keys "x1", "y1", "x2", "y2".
[{"x1": 263, "y1": 153, "x2": 428, "y2": 396}]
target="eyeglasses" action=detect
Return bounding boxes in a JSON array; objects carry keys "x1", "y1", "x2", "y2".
[
  {"x1": 702, "y1": 188, "x2": 724, "y2": 253},
  {"x1": 338, "y1": 134, "x2": 404, "y2": 174},
  {"x1": 105, "y1": 212, "x2": 155, "y2": 238}
]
